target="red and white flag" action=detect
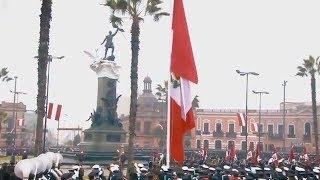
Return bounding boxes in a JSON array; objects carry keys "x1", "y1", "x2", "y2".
[
  {"x1": 236, "y1": 113, "x2": 246, "y2": 127},
  {"x1": 289, "y1": 146, "x2": 295, "y2": 163},
  {"x1": 47, "y1": 103, "x2": 62, "y2": 121},
  {"x1": 17, "y1": 118, "x2": 25, "y2": 127},
  {"x1": 251, "y1": 122, "x2": 258, "y2": 132},
  {"x1": 247, "y1": 151, "x2": 253, "y2": 160},
  {"x1": 169, "y1": 0, "x2": 198, "y2": 166}
]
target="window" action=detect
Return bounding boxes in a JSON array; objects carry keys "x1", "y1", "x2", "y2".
[
  {"x1": 241, "y1": 141, "x2": 247, "y2": 151},
  {"x1": 268, "y1": 124, "x2": 274, "y2": 135},
  {"x1": 203, "y1": 123, "x2": 209, "y2": 134},
  {"x1": 136, "y1": 122, "x2": 141, "y2": 132},
  {"x1": 249, "y1": 142, "x2": 254, "y2": 151},
  {"x1": 215, "y1": 140, "x2": 222, "y2": 150},
  {"x1": 259, "y1": 124, "x2": 263, "y2": 133},
  {"x1": 204, "y1": 140, "x2": 209, "y2": 149},
  {"x1": 196, "y1": 140, "x2": 201, "y2": 149},
  {"x1": 229, "y1": 123, "x2": 235, "y2": 133},
  {"x1": 228, "y1": 141, "x2": 235, "y2": 150},
  {"x1": 216, "y1": 123, "x2": 222, "y2": 132},
  {"x1": 288, "y1": 125, "x2": 295, "y2": 136},
  {"x1": 241, "y1": 126, "x2": 246, "y2": 134},
  {"x1": 144, "y1": 121, "x2": 151, "y2": 134},
  {"x1": 305, "y1": 123, "x2": 311, "y2": 136},
  {"x1": 278, "y1": 124, "x2": 283, "y2": 135}
]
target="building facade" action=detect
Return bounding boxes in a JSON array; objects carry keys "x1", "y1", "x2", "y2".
[
  {"x1": 194, "y1": 102, "x2": 316, "y2": 153},
  {"x1": 0, "y1": 101, "x2": 27, "y2": 148}
]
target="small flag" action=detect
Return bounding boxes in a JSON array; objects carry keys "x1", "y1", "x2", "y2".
[
  {"x1": 47, "y1": 103, "x2": 62, "y2": 121},
  {"x1": 289, "y1": 146, "x2": 295, "y2": 163},
  {"x1": 236, "y1": 113, "x2": 246, "y2": 127}
]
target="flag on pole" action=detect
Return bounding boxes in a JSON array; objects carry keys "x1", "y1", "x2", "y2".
[
  {"x1": 47, "y1": 103, "x2": 62, "y2": 121},
  {"x1": 289, "y1": 146, "x2": 295, "y2": 163},
  {"x1": 254, "y1": 144, "x2": 260, "y2": 165},
  {"x1": 236, "y1": 113, "x2": 246, "y2": 127},
  {"x1": 17, "y1": 118, "x2": 25, "y2": 127},
  {"x1": 169, "y1": 0, "x2": 198, "y2": 166}
]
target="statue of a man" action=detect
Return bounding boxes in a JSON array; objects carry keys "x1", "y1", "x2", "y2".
[{"x1": 101, "y1": 28, "x2": 119, "y2": 60}]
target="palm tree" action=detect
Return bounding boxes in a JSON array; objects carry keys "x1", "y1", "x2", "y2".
[
  {"x1": 155, "y1": 80, "x2": 168, "y2": 103},
  {"x1": 0, "y1": 68, "x2": 12, "y2": 82},
  {"x1": 35, "y1": 0, "x2": 53, "y2": 155},
  {"x1": 104, "y1": 0, "x2": 169, "y2": 171},
  {"x1": 296, "y1": 55, "x2": 320, "y2": 156}
]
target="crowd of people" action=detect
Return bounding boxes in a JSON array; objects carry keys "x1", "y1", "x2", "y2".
[{"x1": 0, "y1": 147, "x2": 320, "y2": 179}]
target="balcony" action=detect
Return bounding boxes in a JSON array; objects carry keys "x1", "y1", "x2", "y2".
[
  {"x1": 287, "y1": 134, "x2": 296, "y2": 138},
  {"x1": 268, "y1": 133, "x2": 283, "y2": 140},
  {"x1": 213, "y1": 130, "x2": 224, "y2": 138},
  {"x1": 303, "y1": 134, "x2": 311, "y2": 142},
  {"x1": 225, "y1": 132, "x2": 237, "y2": 138},
  {"x1": 240, "y1": 132, "x2": 247, "y2": 136},
  {"x1": 202, "y1": 131, "x2": 211, "y2": 135}
]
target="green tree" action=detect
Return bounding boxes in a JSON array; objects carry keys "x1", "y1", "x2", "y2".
[
  {"x1": 35, "y1": 0, "x2": 53, "y2": 155},
  {"x1": 104, "y1": 0, "x2": 169, "y2": 171},
  {"x1": 0, "y1": 68, "x2": 12, "y2": 82},
  {"x1": 296, "y1": 55, "x2": 320, "y2": 156},
  {"x1": 155, "y1": 80, "x2": 168, "y2": 103}
]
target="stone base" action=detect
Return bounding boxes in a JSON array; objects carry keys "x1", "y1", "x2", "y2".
[{"x1": 79, "y1": 129, "x2": 127, "y2": 153}]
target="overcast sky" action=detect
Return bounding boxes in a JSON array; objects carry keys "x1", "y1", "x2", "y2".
[{"x1": 1, "y1": 0, "x2": 320, "y2": 130}]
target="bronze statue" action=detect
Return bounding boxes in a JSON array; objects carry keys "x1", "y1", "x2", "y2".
[{"x1": 101, "y1": 23, "x2": 124, "y2": 60}]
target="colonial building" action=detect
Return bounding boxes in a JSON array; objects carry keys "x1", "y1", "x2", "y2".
[
  {"x1": 0, "y1": 101, "x2": 27, "y2": 148},
  {"x1": 194, "y1": 102, "x2": 315, "y2": 153}
]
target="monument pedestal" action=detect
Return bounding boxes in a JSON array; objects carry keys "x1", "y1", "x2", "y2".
[{"x1": 79, "y1": 128, "x2": 127, "y2": 153}]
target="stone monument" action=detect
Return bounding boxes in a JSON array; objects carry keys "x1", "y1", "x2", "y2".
[{"x1": 79, "y1": 26, "x2": 127, "y2": 153}]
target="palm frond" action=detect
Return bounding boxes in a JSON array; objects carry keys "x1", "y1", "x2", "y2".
[
  {"x1": 153, "y1": 12, "x2": 170, "y2": 21},
  {"x1": 0, "y1": 68, "x2": 9, "y2": 78},
  {"x1": 303, "y1": 58, "x2": 314, "y2": 70},
  {"x1": 110, "y1": 14, "x2": 123, "y2": 26},
  {"x1": 106, "y1": 0, "x2": 128, "y2": 14},
  {"x1": 296, "y1": 72, "x2": 307, "y2": 77}
]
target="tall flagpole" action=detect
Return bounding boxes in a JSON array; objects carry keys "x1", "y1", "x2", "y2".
[
  {"x1": 56, "y1": 120, "x2": 60, "y2": 148},
  {"x1": 166, "y1": 0, "x2": 174, "y2": 168}
]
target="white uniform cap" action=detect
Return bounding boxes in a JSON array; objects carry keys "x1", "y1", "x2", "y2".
[
  {"x1": 232, "y1": 169, "x2": 239, "y2": 172},
  {"x1": 92, "y1": 164, "x2": 100, "y2": 169},
  {"x1": 140, "y1": 167, "x2": 148, "y2": 172},
  {"x1": 138, "y1": 163, "x2": 144, "y2": 168},
  {"x1": 275, "y1": 168, "x2": 282, "y2": 173},
  {"x1": 223, "y1": 165, "x2": 230, "y2": 170},
  {"x1": 284, "y1": 167, "x2": 289, "y2": 171},
  {"x1": 161, "y1": 165, "x2": 168, "y2": 171},
  {"x1": 313, "y1": 169, "x2": 320, "y2": 174},
  {"x1": 209, "y1": 167, "x2": 215, "y2": 171},
  {"x1": 182, "y1": 166, "x2": 188, "y2": 171}
]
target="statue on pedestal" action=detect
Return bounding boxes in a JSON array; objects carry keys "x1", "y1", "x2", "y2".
[{"x1": 100, "y1": 22, "x2": 124, "y2": 61}]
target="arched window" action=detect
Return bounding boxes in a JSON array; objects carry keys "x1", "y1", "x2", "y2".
[
  {"x1": 216, "y1": 123, "x2": 222, "y2": 132},
  {"x1": 204, "y1": 140, "x2": 209, "y2": 149},
  {"x1": 305, "y1": 122, "x2": 311, "y2": 136},
  {"x1": 196, "y1": 140, "x2": 201, "y2": 149},
  {"x1": 241, "y1": 141, "x2": 246, "y2": 151},
  {"x1": 215, "y1": 140, "x2": 222, "y2": 150}
]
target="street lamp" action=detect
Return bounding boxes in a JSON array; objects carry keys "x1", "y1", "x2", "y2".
[
  {"x1": 282, "y1": 80, "x2": 287, "y2": 152},
  {"x1": 11, "y1": 76, "x2": 17, "y2": 156},
  {"x1": 252, "y1": 90, "x2": 269, "y2": 150},
  {"x1": 10, "y1": 90, "x2": 27, "y2": 148},
  {"x1": 35, "y1": 55, "x2": 65, "y2": 153},
  {"x1": 236, "y1": 70, "x2": 259, "y2": 155}
]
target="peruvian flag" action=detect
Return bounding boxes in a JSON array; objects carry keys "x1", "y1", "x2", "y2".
[
  {"x1": 236, "y1": 113, "x2": 246, "y2": 127},
  {"x1": 272, "y1": 149, "x2": 279, "y2": 166},
  {"x1": 225, "y1": 146, "x2": 229, "y2": 161},
  {"x1": 289, "y1": 146, "x2": 295, "y2": 163},
  {"x1": 303, "y1": 146, "x2": 309, "y2": 161},
  {"x1": 251, "y1": 122, "x2": 258, "y2": 132},
  {"x1": 228, "y1": 145, "x2": 236, "y2": 161},
  {"x1": 47, "y1": 103, "x2": 62, "y2": 121},
  {"x1": 247, "y1": 150, "x2": 253, "y2": 160},
  {"x1": 17, "y1": 118, "x2": 25, "y2": 127},
  {"x1": 253, "y1": 144, "x2": 260, "y2": 165},
  {"x1": 169, "y1": 0, "x2": 198, "y2": 166},
  {"x1": 201, "y1": 147, "x2": 208, "y2": 160}
]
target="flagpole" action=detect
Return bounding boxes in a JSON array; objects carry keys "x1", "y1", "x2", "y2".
[
  {"x1": 166, "y1": 0, "x2": 174, "y2": 168},
  {"x1": 56, "y1": 120, "x2": 59, "y2": 149}
]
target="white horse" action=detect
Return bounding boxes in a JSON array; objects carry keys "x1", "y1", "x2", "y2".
[{"x1": 14, "y1": 158, "x2": 38, "y2": 180}]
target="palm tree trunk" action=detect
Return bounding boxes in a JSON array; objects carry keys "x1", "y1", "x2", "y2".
[
  {"x1": 311, "y1": 74, "x2": 319, "y2": 156},
  {"x1": 35, "y1": 0, "x2": 52, "y2": 155},
  {"x1": 127, "y1": 17, "x2": 140, "y2": 176}
]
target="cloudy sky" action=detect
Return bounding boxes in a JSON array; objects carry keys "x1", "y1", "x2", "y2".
[{"x1": 1, "y1": 0, "x2": 320, "y2": 130}]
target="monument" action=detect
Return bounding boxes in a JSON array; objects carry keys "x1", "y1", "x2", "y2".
[{"x1": 79, "y1": 24, "x2": 127, "y2": 153}]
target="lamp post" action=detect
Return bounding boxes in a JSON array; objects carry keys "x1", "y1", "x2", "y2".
[
  {"x1": 35, "y1": 55, "x2": 65, "y2": 153},
  {"x1": 236, "y1": 70, "x2": 259, "y2": 155},
  {"x1": 252, "y1": 90, "x2": 269, "y2": 150},
  {"x1": 282, "y1": 80, "x2": 287, "y2": 152},
  {"x1": 10, "y1": 90, "x2": 27, "y2": 147},
  {"x1": 11, "y1": 76, "x2": 17, "y2": 155}
]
